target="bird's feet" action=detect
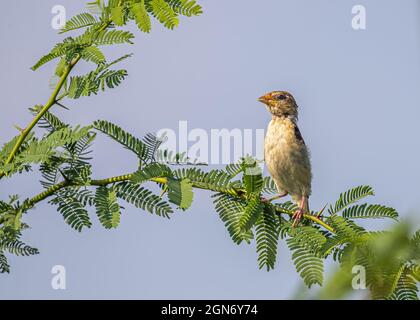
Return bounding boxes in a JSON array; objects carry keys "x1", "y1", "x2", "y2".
[{"x1": 292, "y1": 208, "x2": 305, "y2": 227}]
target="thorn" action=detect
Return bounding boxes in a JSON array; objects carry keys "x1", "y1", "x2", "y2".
[
  {"x1": 316, "y1": 204, "x2": 328, "y2": 219},
  {"x1": 159, "y1": 186, "x2": 168, "y2": 198},
  {"x1": 14, "y1": 125, "x2": 25, "y2": 133},
  {"x1": 55, "y1": 101, "x2": 69, "y2": 110},
  {"x1": 58, "y1": 169, "x2": 71, "y2": 182}
]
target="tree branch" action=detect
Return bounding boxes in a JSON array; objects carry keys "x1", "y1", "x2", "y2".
[
  {"x1": 0, "y1": 18, "x2": 113, "y2": 181},
  {"x1": 5, "y1": 173, "x2": 334, "y2": 233},
  {"x1": 0, "y1": 56, "x2": 81, "y2": 180}
]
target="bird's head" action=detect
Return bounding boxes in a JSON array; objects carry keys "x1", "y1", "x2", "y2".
[{"x1": 258, "y1": 91, "x2": 298, "y2": 119}]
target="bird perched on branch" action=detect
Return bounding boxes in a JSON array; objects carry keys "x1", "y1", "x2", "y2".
[{"x1": 259, "y1": 91, "x2": 312, "y2": 227}]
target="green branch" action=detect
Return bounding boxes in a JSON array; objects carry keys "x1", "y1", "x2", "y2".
[
  {"x1": 12, "y1": 173, "x2": 334, "y2": 233},
  {"x1": 0, "y1": 56, "x2": 80, "y2": 180},
  {"x1": 0, "y1": 17, "x2": 114, "y2": 181}
]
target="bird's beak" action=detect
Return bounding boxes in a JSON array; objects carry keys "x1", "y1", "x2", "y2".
[{"x1": 258, "y1": 94, "x2": 271, "y2": 104}]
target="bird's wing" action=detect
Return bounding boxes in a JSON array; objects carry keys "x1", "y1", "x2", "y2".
[{"x1": 293, "y1": 124, "x2": 306, "y2": 145}]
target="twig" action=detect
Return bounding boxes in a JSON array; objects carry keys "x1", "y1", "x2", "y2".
[{"x1": 5, "y1": 173, "x2": 335, "y2": 233}]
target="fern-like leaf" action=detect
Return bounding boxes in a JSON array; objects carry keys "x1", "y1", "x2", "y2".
[
  {"x1": 31, "y1": 43, "x2": 67, "y2": 70},
  {"x1": 326, "y1": 214, "x2": 366, "y2": 241},
  {"x1": 0, "y1": 239, "x2": 39, "y2": 256},
  {"x1": 329, "y1": 185, "x2": 374, "y2": 214},
  {"x1": 50, "y1": 192, "x2": 92, "y2": 232},
  {"x1": 149, "y1": 0, "x2": 179, "y2": 30},
  {"x1": 262, "y1": 176, "x2": 278, "y2": 195},
  {"x1": 213, "y1": 194, "x2": 253, "y2": 245},
  {"x1": 60, "y1": 12, "x2": 98, "y2": 33},
  {"x1": 95, "y1": 186, "x2": 121, "y2": 229},
  {"x1": 0, "y1": 251, "x2": 10, "y2": 273},
  {"x1": 94, "y1": 29, "x2": 134, "y2": 45},
  {"x1": 131, "y1": 0, "x2": 152, "y2": 32},
  {"x1": 342, "y1": 204, "x2": 398, "y2": 220},
  {"x1": 110, "y1": 5, "x2": 125, "y2": 26},
  {"x1": 115, "y1": 181, "x2": 173, "y2": 217},
  {"x1": 389, "y1": 269, "x2": 419, "y2": 300},
  {"x1": 167, "y1": 177, "x2": 194, "y2": 210},
  {"x1": 239, "y1": 193, "x2": 263, "y2": 232},
  {"x1": 131, "y1": 162, "x2": 172, "y2": 184},
  {"x1": 287, "y1": 237, "x2": 324, "y2": 288},
  {"x1": 98, "y1": 69, "x2": 128, "y2": 89},
  {"x1": 81, "y1": 46, "x2": 106, "y2": 64},
  {"x1": 93, "y1": 120, "x2": 148, "y2": 159},
  {"x1": 255, "y1": 206, "x2": 279, "y2": 271},
  {"x1": 165, "y1": 0, "x2": 203, "y2": 17}
]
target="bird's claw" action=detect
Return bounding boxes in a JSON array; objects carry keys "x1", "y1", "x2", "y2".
[{"x1": 292, "y1": 208, "x2": 304, "y2": 227}]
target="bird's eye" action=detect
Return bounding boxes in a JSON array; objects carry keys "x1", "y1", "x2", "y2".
[{"x1": 276, "y1": 94, "x2": 287, "y2": 100}]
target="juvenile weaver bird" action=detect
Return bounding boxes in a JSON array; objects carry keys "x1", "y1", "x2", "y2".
[{"x1": 259, "y1": 91, "x2": 312, "y2": 226}]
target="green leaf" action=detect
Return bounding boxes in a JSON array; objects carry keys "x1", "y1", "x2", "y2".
[
  {"x1": 81, "y1": 46, "x2": 106, "y2": 65},
  {"x1": 31, "y1": 43, "x2": 67, "y2": 70},
  {"x1": 326, "y1": 214, "x2": 366, "y2": 241},
  {"x1": 149, "y1": 0, "x2": 179, "y2": 30},
  {"x1": 115, "y1": 181, "x2": 173, "y2": 217},
  {"x1": 262, "y1": 176, "x2": 278, "y2": 195},
  {"x1": 255, "y1": 206, "x2": 279, "y2": 271},
  {"x1": 95, "y1": 186, "x2": 121, "y2": 229},
  {"x1": 167, "y1": 177, "x2": 193, "y2": 210},
  {"x1": 389, "y1": 268, "x2": 419, "y2": 300},
  {"x1": 0, "y1": 251, "x2": 10, "y2": 273},
  {"x1": 131, "y1": 0, "x2": 152, "y2": 32},
  {"x1": 0, "y1": 239, "x2": 39, "y2": 256},
  {"x1": 156, "y1": 149, "x2": 204, "y2": 165},
  {"x1": 329, "y1": 185, "x2": 374, "y2": 214},
  {"x1": 0, "y1": 200, "x2": 12, "y2": 213},
  {"x1": 242, "y1": 157, "x2": 263, "y2": 194},
  {"x1": 165, "y1": 0, "x2": 203, "y2": 17},
  {"x1": 131, "y1": 162, "x2": 172, "y2": 184},
  {"x1": 142, "y1": 132, "x2": 164, "y2": 161},
  {"x1": 111, "y1": 6, "x2": 125, "y2": 26},
  {"x1": 213, "y1": 194, "x2": 254, "y2": 245},
  {"x1": 0, "y1": 126, "x2": 92, "y2": 176},
  {"x1": 60, "y1": 12, "x2": 98, "y2": 33},
  {"x1": 13, "y1": 210, "x2": 23, "y2": 231},
  {"x1": 94, "y1": 29, "x2": 134, "y2": 45},
  {"x1": 342, "y1": 204, "x2": 398, "y2": 220},
  {"x1": 289, "y1": 226, "x2": 328, "y2": 256},
  {"x1": 239, "y1": 193, "x2": 263, "y2": 232},
  {"x1": 55, "y1": 58, "x2": 67, "y2": 77},
  {"x1": 98, "y1": 69, "x2": 128, "y2": 89},
  {"x1": 86, "y1": 0, "x2": 103, "y2": 15},
  {"x1": 66, "y1": 65, "x2": 129, "y2": 99},
  {"x1": 287, "y1": 237, "x2": 324, "y2": 288},
  {"x1": 93, "y1": 120, "x2": 148, "y2": 159},
  {"x1": 50, "y1": 192, "x2": 92, "y2": 232},
  {"x1": 174, "y1": 167, "x2": 237, "y2": 195}
]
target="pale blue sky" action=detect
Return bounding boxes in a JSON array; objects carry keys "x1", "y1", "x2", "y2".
[{"x1": 1, "y1": 0, "x2": 419, "y2": 299}]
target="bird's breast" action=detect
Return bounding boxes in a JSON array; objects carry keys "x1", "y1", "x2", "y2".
[
  {"x1": 264, "y1": 117, "x2": 312, "y2": 196},
  {"x1": 264, "y1": 118, "x2": 300, "y2": 166}
]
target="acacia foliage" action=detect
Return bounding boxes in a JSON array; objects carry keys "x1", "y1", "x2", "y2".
[{"x1": 0, "y1": 1, "x2": 418, "y2": 300}]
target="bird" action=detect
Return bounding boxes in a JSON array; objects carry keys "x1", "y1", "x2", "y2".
[{"x1": 258, "y1": 90, "x2": 312, "y2": 227}]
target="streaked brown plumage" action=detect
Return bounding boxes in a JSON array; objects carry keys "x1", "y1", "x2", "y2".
[{"x1": 259, "y1": 91, "x2": 312, "y2": 226}]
